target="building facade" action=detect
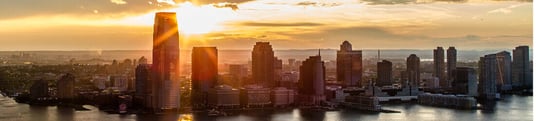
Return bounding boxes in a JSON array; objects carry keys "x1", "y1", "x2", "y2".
[
  {"x1": 135, "y1": 63, "x2": 152, "y2": 109},
  {"x1": 434, "y1": 47, "x2": 447, "y2": 88},
  {"x1": 447, "y1": 47, "x2": 457, "y2": 83},
  {"x1": 298, "y1": 53, "x2": 326, "y2": 106},
  {"x1": 57, "y1": 73, "x2": 75, "y2": 102},
  {"x1": 376, "y1": 60, "x2": 393, "y2": 87},
  {"x1": 252, "y1": 42, "x2": 279, "y2": 88},
  {"x1": 208, "y1": 85, "x2": 240, "y2": 109},
  {"x1": 229, "y1": 64, "x2": 248, "y2": 88},
  {"x1": 512, "y1": 46, "x2": 531, "y2": 89},
  {"x1": 452, "y1": 67, "x2": 478, "y2": 97},
  {"x1": 406, "y1": 54, "x2": 420, "y2": 87},
  {"x1": 479, "y1": 54, "x2": 498, "y2": 100},
  {"x1": 151, "y1": 12, "x2": 180, "y2": 111},
  {"x1": 191, "y1": 47, "x2": 218, "y2": 109},
  {"x1": 336, "y1": 40, "x2": 363, "y2": 87},
  {"x1": 496, "y1": 51, "x2": 512, "y2": 91}
]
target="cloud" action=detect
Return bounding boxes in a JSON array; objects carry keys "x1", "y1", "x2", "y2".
[
  {"x1": 0, "y1": 0, "x2": 176, "y2": 19},
  {"x1": 236, "y1": 22, "x2": 324, "y2": 27},
  {"x1": 213, "y1": 3, "x2": 239, "y2": 10},
  {"x1": 295, "y1": 1, "x2": 342, "y2": 7},
  {"x1": 110, "y1": 0, "x2": 127, "y2": 5},
  {"x1": 157, "y1": 0, "x2": 176, "y2": 5},
  {"x1": 175, "y1": 0, "x2": 255, "y2": 5},
  {"x1": 488, "y1": 4, "x2": 525, "y2": 14},
  {"x1": 360, "y1": 0, "x2": 530, "y2": 5}
]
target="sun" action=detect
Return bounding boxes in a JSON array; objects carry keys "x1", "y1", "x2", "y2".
[
  {"x1": 115, "y1": 2, "x2": 237, "y2": 35},
  {"x1": 173, "y1": 2, "x2": 237, "y2": 35}
]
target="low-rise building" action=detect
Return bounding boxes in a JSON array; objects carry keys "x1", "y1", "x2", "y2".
[
  {"x1": 208, "y1": 85, "x2": 240, "y2": 109},
  {"x1": 240, "y1": 85, "x2": 271, "y2": 108},
  {"x1": 271, "y1": 87, "x2": 295, "y2": 107}
]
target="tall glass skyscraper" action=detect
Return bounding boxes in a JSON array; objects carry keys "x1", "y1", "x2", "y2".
[{"x1": 151, "y1": 12, "x2": 180, "y2": 111}]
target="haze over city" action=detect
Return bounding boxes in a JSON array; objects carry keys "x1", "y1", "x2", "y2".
[
  {"x1": 0, "y1": 0, "x2": 533, "y2": 121},
  {"x1": 0, "y1": 0, "x2": 532, "y2": 50}
]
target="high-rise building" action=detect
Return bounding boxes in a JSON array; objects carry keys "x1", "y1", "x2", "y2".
[
  {"x1": 496, "y1": 51, "x2": 512, "y2": 91},
  {"x1": 274, "y1": 57, "x2": 283, "y2": 87},
  {"x1": 57, "y1": 73, "x2": 75, "y2": 102},
  {"x1": 252, "y1": 42, "x2": 277, "y2": 88},
  {"x1": 138, "y1": 56, "x2": 148, "y2": 65},
  {"x1": 151, "y1": 12, "x2": 180, "y2": 111},
  {"x1": 336, "y1": 40, "x2": 363, "y2": 87},
  {"x1": 229, "y1": 64, "x2": 248, "y2": 88},
  {"x1": 512, "y1": 46, "x2": 531, "y2": 89},
  {"x1": 434, "y1": 47, "x2": 447, "y2": 88},
  {"x1": 191, "y1": 47, "x2": 218, "y2": 109},
  {"x1": 30, "y1": 79, "x2": 48, "y2": 99},
  {"x1": 406, "y1": 54, "x2": 420, "y2": 87},
  {"x1": 452, "y1": 67, "x2": 478, "y2": 97},
  {"x1": 447, "y1": 47, "x2": 457, "y2": 82},
  {"x1": 376, "y1": 60, "x2": 393, "y2": 87},
  {"x1": 298, "y1": 52, "x2": 326, "y2": 105},
  {"x1": 135, "y1": 63, "x2": 152, "y2": 108},
  {"x1": 479, "y1": 54, "x2": 498, "y2": 100}
]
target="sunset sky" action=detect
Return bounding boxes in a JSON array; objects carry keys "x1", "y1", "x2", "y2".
[{"x1": 0, "y1": 0, "x2": 532, "y2": 50}]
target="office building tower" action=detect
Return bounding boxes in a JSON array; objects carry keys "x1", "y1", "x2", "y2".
[
  {"x1": 406, "y1": 54, "x2": 420, "y2": 87},
  {"x1": 479, "y1": 54, "x2": 498, "y2": 100},
  {"x1": 376, "y1": 60, "x2": 393, "y2": 87},
  {"x1": 252, "y1": 42, "x2": 277, "y2": 88},
  {"x1": 229, "y1": 64, "x2": 248, "y2": 88},
  {"x1": 298, "y1": 52, "x2": 326, "y2": 105},
  {"x1": 191, "y1": 47, "x2": 218, "y2": 109},
  {"x1": 57, "y1": 73, "x2": 75, "y2": 102},
  {"x1": 512, "y1": 46, "x2": 531, "y2": 88},
  {"x1": 151, "y1": 12, "x2": 180, "y2": 111},
  {"x1": 336, "y1": 40, "x2": 363, "y2": 87},
  {"x1": 135, "y1": 63, "x2": 152, "y2": 108},
  {"x1": 496, "y1": 51, "x2": 512, "y2": 91},
  {"x1": 452, "y1": 67, "x2": 478, "y2": 97},
  {"x1": 275, "y1": 57, "x2": 283, "y2": 87},
  {"x1": 447, "y1": 47, "x2": 457, "y2": 82},
  {"x1": 434, "y1": 47, "x2": 447, "y2": 88},
  {"x1": 30, "y1": 79, "x2": 48, "y2": 99}
]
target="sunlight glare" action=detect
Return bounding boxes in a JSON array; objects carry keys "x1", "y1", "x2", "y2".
[{"x1": 174, "y1": 2, "x2": 237, "y2": 35}]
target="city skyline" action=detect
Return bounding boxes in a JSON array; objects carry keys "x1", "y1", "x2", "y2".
[
  {"x1": 0, "y1": 1, "x2": 533, "y2": 120},
  {"x1": 0, "y1": 0, "x2": 532, "y2": 50}
]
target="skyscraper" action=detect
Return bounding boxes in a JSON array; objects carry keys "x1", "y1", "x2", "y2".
[
  {"x1": 376, "y1": 60, "x2": 393, "y2": 87},
  {"x1": 496, "y1": 51, "x2": 512, "y2": 91},
  {"x1": 191, "y1": 47, "x2": 218, "y2": 109},
  {"x1": 229, "y1": 64, "x2": 248, "y2": 88},
  {"x1": 447, "y1": 47, "x2": 457, "y2": 82},
  {"x1": 135, "y1": 63, "x2": 152, "y2": 108},
  {"x1": 30, "y1": 79, "x2": 48, "y2": 99},
  {"x1": 274, "y1": 57, "x2": 283, "y2": 87},
  {"x1": 298, "y1": 52, "x2": 325, "y2": 105},
  {"x1": 406, "y1": 54, "x2": 420, "y2": 87},
  {"x1": 252, "y1": 42, "x2": 277, "y2": 88},
  {"x1": 434, "y1": 47, "x2": 447, "y2": 88},
  {"x1": 151, "y1": 12, "x2": 180, "y2": 111},
  {"x1": 57, "y1": 73, "x2": 75, "y2": 102},
  {"x1": 452, "y1": 67, "x2": 478, "y2": 97},
  {"x1": 336, "y1": 40, "x2": 363, "y2": 87},
  {"x1": 479, "y1": 54, "x2": 498, "y2": 100},
  {"x1": 512, "y1": 46, "x2": 531, "y2": 89}
]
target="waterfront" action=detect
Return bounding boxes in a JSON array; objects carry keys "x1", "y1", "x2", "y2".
[{"x1": 0, "y1": 94, "x2": 531, "y2": 121}]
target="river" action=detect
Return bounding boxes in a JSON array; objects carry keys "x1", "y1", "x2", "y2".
[{"x1": 0, "y1": 95, "x2": 531, "y2": 121}]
